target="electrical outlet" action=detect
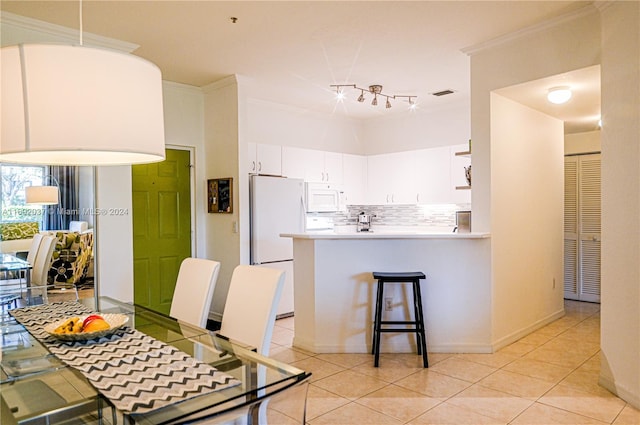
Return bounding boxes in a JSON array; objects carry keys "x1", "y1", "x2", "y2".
[{"x1": 385, "y1": 297, "x2": 393, "y2": 311}]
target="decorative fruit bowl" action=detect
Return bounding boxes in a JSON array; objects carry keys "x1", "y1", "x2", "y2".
[{"x1": 44, "y1": 313, "x2": 129, "y2": 341}]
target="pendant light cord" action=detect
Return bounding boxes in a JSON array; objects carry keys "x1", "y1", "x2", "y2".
[{"x1": 79, "y1": 0, "x2": 83, "y2": 46}]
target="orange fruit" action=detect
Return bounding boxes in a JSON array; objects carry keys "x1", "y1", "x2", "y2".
[{"x1": 83, "y1": 318, "x2": 110, "y2": 333}]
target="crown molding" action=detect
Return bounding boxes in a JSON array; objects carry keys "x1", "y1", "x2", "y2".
[
  {"x1": 593, "y1": 1, "x2": 615, "y2": 13},
  {"x1": 0, "y1": 11, "x2": 138, "y2": 52},
  {"x1": 461, "y1": 4, "x2": 598, "y2": 56},
  {"x1": 162, "y1": 80, "x2": 204, "y2": 95},
  {"x1": 202, "y1": 75, "x2": 239, "y2": 93}
]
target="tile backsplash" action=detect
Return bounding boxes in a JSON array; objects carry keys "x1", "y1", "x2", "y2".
[{"x1": 308, "y1": 203, "x2": 471, "y2": 228}]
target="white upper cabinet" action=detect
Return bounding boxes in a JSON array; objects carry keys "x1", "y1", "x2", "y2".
[
  {"x1": 414, "y1": 146, "x2": 451, "y2": 204},
  {"x1": 367, "y1": 145, "x2": 471, "y2": 205},
  {"x1": 367, "y1": 151, "x2": 417, "y2": 204},
  {"x1": 262, "y1": 143, "x2": 470, "y2": 206},
  {"x1": 282, "y1": 146, "x2": 343, "y2": 184},
  {"x1": 281, "y1": 146, "x2": 307, "y2": 179},
  {"x1": 342, "y1": 154, "x2": 367, "y2": 205},
  {"x1": 248, "y1": 143, "x2": 282, "y2": 176},
  {"x1": 323, "y1": 151, "x2": 343, "y2": 184}
]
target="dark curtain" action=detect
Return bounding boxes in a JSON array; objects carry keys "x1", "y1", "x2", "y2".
[{"x1": 45, "y1": 166, "x2": 79, "y2": 230}]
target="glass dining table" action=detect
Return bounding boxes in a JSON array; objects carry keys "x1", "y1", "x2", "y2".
[
  {"x1": 0, "y1": 253, "x2": 32, "y2": 308},
  {"x1": 0, "y1": 296, "x2": 310, "y2": 424}
]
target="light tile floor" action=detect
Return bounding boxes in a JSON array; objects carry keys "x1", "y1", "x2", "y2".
[{"x1": 268, "y1": 300, "x2": 640, "y2": 425}]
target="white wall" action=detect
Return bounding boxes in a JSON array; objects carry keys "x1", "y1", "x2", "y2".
[
  {"x1": 95, "y1": 166, "x2": 134, "y2": 302},
  {"x1": 246, "y1": 98, "x2": 364, "y2": 154},
  {"x1": 361, "y1": 102, "x2": 471, "y2": 155},
  {"x1": 490, "y1": 94, "x2": 565, "y2": 347},
  {"x1": 162, "y1": 82, "x2": 206, "y2": 257},
  {"x1": 468, "y1": 8, "x2": 601, "y2": 349},
  {"x1": 469, "y1": 4, "x2": 640, "y2": 408},
  {"x1": 565, "y1": 130, "x2": 601, "y2": 155},
  {"x1": 598, "y1": 1, "x2": 640, "y2": 408},
  {"x1": 468, "y1": 8, "x2": 601, "y2": 233},
  {"x1": 204, "y1": 77, "x2": 242, "y2": 320},
  {"x1": 94, "y1": 82, "x2": 206, "y2": 303}
]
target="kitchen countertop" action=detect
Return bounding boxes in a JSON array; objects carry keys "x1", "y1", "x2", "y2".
[
  {"x1": 282, "y1": 225, "x2": 490, "y2": 239},
  {"x1": 287, "y1": 225, "x2": 493, "y2": 354}
]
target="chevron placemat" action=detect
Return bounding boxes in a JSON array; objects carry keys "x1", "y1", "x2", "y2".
[{"x1": 10, "y1": 302, "x2": 241, "y2": 414}]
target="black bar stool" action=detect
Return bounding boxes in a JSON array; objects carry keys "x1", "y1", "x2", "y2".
[{"x1": 371, "y1": 271, "x2": 428, "y2": 368}]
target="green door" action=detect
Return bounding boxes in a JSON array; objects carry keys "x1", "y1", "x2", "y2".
[{"x1": 132, "y1": 149, "x2": 192, "y2": 315}]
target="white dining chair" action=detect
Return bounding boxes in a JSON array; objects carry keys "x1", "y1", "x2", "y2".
[
  {"x1": 220, "y1": 265, "x2": 285, "y2": 356},
  {"x1": 25, "y1": 233, "x2": 44, "y2": 266},
  {"x1": 170, "y1": 258, "x2": 221, "y2": 328},
  {"x1": 29, "y1": 235, "x2": 57, "y2": 303}
]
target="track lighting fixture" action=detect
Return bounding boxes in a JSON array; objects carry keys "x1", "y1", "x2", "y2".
[{"x1": 330, "y1": 83, "x2": 416, "y2": 109}]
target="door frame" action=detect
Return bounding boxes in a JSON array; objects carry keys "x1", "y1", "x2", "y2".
[{"x1": 166, "y1": 144, "x2": 196, "y2": 257}]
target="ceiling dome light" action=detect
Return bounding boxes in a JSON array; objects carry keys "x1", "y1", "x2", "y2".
[{"x1": 547, "y1": 86, "x2": 572, "y2": 104}]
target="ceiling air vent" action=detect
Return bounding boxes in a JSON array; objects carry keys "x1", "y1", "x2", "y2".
[{"x1": 431, "y1": 89, "x2": 455, "y2": 97}]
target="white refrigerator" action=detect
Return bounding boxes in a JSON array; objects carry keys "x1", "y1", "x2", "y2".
[{"x1": 250, "y1": 175, "x2": 305, "y2": 317}]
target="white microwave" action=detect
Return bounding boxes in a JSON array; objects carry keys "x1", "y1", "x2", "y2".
[{"x1": 305, "y1": 182, "x2": 344, "y2": 212}]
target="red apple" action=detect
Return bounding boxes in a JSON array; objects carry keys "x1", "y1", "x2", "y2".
[{"x1": 82, "y1": 314, "x2": 104, "y2": 329}]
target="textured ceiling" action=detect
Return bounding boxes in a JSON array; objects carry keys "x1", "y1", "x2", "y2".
[{"x1": 1, "y1": 1, "x2": 598, "y2": 130}]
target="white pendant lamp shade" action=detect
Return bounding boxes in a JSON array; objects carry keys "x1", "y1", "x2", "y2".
[
  {"x1": 25, "y1": 185, "x2": 59, "y2": 205},
  {"x1": 1, "y1": 44, "x2": 166, "y2": 165}
]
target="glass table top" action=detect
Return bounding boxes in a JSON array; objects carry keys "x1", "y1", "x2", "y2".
[{"x1": 1, "y1": 296, "x2": 310, "y2": 424}]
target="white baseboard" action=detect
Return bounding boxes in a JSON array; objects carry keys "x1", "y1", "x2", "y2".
[
  {"x1": 599, "y1": 375, "x2": 640, "y2": 409},
  {"x1": 293, "y1": 308, "x2": 565, "y2": 354},
  {"x1": 293, "y1": 337, "x2": 495, "y2": 354},
  {"x1": 490, "y1": 308, "x2": 565, "y2": 351}
]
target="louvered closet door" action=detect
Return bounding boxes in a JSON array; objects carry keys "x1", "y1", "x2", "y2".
[
  {"x1": 564, "y1": 158, "x2": 579, "y2": 298},
  {"x1": 564, "y1": 154, "x2": 601, "y2": 303}
]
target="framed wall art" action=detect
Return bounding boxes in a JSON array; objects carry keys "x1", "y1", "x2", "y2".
[{"x1": 208, "y1": 178, "x2": 233, "y2": 213}]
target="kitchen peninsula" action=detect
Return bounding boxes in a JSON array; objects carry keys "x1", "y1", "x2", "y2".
[{"x1": 281, "y1": 228, "x2": 492, "y2": 354}]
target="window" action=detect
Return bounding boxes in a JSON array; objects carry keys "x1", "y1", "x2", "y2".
[{"x1": 0, "y1": 164, "x2": 47, "y2": 226}]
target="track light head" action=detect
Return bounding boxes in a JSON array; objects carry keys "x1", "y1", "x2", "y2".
[{"x1": 329, "y1": 83, "x2": 416, "y2": 111}]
